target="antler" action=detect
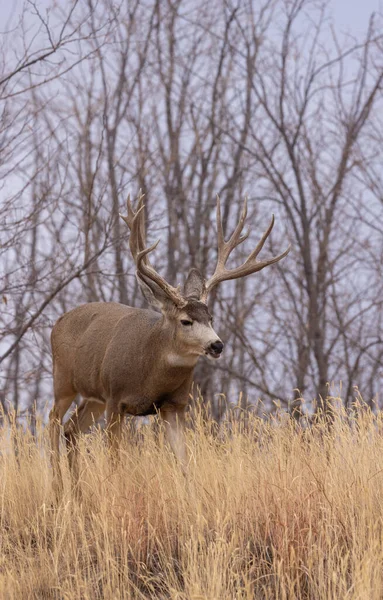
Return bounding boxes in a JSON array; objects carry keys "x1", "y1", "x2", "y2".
[
  {"x1": 201, "y1": 196, "x2": 290, "y2": 302},
  {"x1": 120, "y1": 192, "x2": 186, "y2": 308}
]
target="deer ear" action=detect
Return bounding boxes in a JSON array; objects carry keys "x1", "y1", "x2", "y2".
[
  {"x1": 183, "y1": 268, "x2": 206, "y2": 301},
  {"x1": 136, "y1": 273, "x2": 174, "y2": 312}
]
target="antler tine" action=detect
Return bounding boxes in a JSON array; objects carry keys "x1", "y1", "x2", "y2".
[
  {"x1": 120, "y1": 193, "x2": 141, "y2": 228},
  {"x1": 120, "y1": 191, "x2": 145, "y2": 227},
  {"x1": 128, "y1": 205, "x2": 146, "y2": 262},
  {"x1": 136, "y1": 240, "x2": 160, "y2": 262},
  {"x1": 120, "y1": 192, "x2": 186, "y2": 308},
  {"x1": 216, "y1": 195, "x2": 225, "y2": 252},
  {"x1": 134, "y1": 192, "x2": 146, "y2": 249},
  {"x1": 120, "y1": 191, "x2": 151, "y2": 267},
  {"x1": 215, "y1": 196, "x2": 250, "y2": 267},
  {"x1": 202, "y1": 197, "x2": 290, "y2": 301},
  {"x1": 246, "y1": 214, "x2": 275, "y2": 262},
  {"x1": 227, "y1": 196, "x2": 249, "y2": 249}
]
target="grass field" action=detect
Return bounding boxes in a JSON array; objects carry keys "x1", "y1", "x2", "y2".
[{"x1": 1, "y1": 401, "x2": 383, "y2": 599}]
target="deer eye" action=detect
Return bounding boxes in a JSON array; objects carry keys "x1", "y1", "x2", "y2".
[{"x1": 181, "y1": 319, "x2": 193, "y2": 327}]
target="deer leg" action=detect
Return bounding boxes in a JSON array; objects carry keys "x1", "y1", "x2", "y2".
[
  {"x1": 64, "y1": 398, "x2": 106, "y2": 489},
  {"x1": 49, "y1": 394, "x2": 76, "y2": 498},
  {"x1": 160, "y1": 406, "x2": 188, "y2": 471}
]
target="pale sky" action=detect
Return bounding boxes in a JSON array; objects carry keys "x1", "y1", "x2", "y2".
[
  {"x1": 332, "y1": 0, "x2": 383, "y2": 34},
  {"x1": 0, "y1": 0, "x2": 382, "y2": 37}
]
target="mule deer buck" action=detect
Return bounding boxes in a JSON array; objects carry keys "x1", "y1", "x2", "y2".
[{"x1": 49, "y1": 193, "x2": 289, "y2": 492}]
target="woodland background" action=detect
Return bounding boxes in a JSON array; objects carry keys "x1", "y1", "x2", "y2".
[{"x1": 1, "y1": 0, "x2": 383, "y2": 424}]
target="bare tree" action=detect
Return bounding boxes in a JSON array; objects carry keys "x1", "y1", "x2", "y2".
[{"x1": 1, "y1": 0, "x2": 383, "y2": 423}]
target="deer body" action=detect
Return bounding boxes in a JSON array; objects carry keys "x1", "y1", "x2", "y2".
[
  {"x1": 52, "y1": 302, "x2": 205, "y2": 416},
  {"x1": 49, "y1": 193, "x2": 289, "y2": 495}
]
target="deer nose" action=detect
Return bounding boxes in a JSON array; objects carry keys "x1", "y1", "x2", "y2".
[{"x1": 209, "y1": 340, "x2": 224, "y2": 355}]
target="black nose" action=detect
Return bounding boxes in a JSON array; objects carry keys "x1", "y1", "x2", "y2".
[{"x1": 210, "y1": 341, "x2": 224, "y2": 355}]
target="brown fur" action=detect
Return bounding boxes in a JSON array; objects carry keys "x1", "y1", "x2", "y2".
[{"x1": 52, "y1": 302, "x2": 198, "y2": 414}]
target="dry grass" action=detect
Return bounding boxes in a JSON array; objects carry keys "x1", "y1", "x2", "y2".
[{"x1": 1, "y1": 402, "x2": 383, "y2": 599}]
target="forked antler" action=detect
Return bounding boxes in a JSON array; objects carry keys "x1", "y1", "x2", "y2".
[
  {"x1": 201, "y1": 196, "x2": 290, "y2": 302},
  {"x1": 120, "y1": 192, "x2": 186, "y2": 308}
]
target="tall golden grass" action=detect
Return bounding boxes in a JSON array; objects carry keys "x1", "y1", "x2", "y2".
[{"x1": 1, "y1": 400, "x2": 383, "y2": 599}]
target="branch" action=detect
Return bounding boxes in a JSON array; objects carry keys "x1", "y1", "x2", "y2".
[{"x1": 0, "y1": 242, "x2": 108, "y2": 366}]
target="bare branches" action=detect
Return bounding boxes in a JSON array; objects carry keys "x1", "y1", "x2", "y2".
[
  {"x1": 0, "y1": 0, "x2": 105, "y2": 98},
  {"x1": 1, "y1": 0, "x2": 383, "y2": 419},
  {"x1": 0, "y1": 238, "x2": 109, "y2": 366}
]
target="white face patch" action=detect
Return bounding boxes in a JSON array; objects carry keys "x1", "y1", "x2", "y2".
[
  {"x1": 166, "y1": 351, "x2": 200, "y2": 368},
  {"x1": 191, "y1": 321, "x2": 219, "y2": 348},
  {"x1": 175, "y1": 310, "x2": 222, "y2": 358}
]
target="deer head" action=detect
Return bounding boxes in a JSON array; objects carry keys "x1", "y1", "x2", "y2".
[
  {"x1": 119, "y1": 194, "x2": 223, "y2": 360},
  {"x1": 119, "y1": 192, "x2": 290, "y2": 361}
]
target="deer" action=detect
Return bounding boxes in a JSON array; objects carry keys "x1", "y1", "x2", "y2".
[{"x1": 49, "y1": 193, "x2": 290, "y2": 493}]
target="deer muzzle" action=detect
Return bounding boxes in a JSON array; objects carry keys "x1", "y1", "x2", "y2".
[{"x1": 206, "y1": 340, "x2": 224, "y2": 358}]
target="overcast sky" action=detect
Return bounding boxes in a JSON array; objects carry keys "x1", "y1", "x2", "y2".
[
  {"x1": 1, "y1": 0, "x2": 383, "y2": 38},
  {"x1": 332, "y1": 0, "x2": 383, "y2": 34}
]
